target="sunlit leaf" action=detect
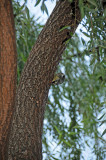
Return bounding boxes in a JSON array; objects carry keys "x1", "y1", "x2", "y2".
[
  {"x1": 35, "y1": 0, "x2": 41, "y2": 6},
  {"x1": 98, "y1": 113, "x2": 106, "y2": 120},
  {"x1": 101, "y1": 129, "x2": 106, "y2": 137}
]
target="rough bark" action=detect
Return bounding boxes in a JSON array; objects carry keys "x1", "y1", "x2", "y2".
[
  {"x1": 0, "y1": 0, "x2": 17, "y2": 159},
  {"x1": 8, "y1": 0, "x2": 81, "y2": 160}
]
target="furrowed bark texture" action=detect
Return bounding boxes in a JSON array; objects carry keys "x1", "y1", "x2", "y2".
[
  {"x1": 8, "y1": 0, "x2": 81, "y2": 159},
  {"x1": 0, "y1": 0, "x2": 17, "y2": 159}
]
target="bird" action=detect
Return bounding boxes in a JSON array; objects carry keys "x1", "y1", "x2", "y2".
[{"x1": 52, "y1": 73, "x2": 65, "y2": 85}]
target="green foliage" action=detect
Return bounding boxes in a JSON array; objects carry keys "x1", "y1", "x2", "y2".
[
  {"x1": 43, "y1": 0, "x2": 106, "y2": 159},
  {"x1": 13, "y1": 0, "x2": 106, "y2": 159},
  {"x1": 35, "y1": 0, "x2": 54, "y2": 15},
  {"x1": 12, "y1": 0, "x2": 43, "y2": 83}
]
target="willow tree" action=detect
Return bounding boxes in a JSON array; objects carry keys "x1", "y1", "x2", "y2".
[
  {"x1": 0, "y1": 0, "x2": 81, "y2": 159},
  {"x1": 1, "y1": 0, "x2": 106, "y2": 159}
]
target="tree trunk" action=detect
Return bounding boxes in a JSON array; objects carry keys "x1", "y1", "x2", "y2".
[
  {"x1": 0, "y1": 0, "x2": 17, "y2": 159},
  {"x1": 0, "y1": 0, "x2": 81, "y2": 159}
]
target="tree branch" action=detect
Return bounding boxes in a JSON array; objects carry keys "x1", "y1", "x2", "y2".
[{"x1": 8, "y1": 0, "x2": 81, "y2": 159}]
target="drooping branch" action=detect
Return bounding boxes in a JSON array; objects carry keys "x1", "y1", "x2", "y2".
[
  {"x1": 8, "y1": 0, "x2": 81, "y2": 160},
  {"x1": 0, "y1": 0, "x2": 17, "y2": 159}
]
